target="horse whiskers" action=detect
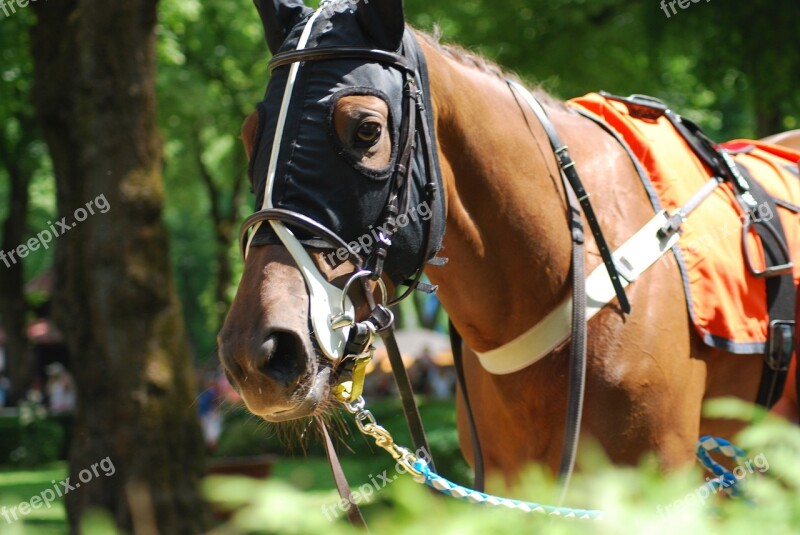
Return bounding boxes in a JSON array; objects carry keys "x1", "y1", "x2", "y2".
[{"x1": 261, "y1": 403, "x2": 351, "y2": 455}]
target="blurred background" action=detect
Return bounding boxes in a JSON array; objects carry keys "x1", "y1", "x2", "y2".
[{"x1": 0, "y1": 0, "x2": 798, "y2": 533}]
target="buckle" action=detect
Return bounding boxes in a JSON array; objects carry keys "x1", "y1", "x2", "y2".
[
  {"x1": 554, "y1": 146, "x2": 575, "y2": 171},
  {"x1": 613, "y1": 256, "x2": 637, "y2": 283},
  {"x1": 766, "y1": 320, "x2": 795, "y2": 372},
  {"x1": 742, "y1": 218, "x2": 794, "y2": 278}
]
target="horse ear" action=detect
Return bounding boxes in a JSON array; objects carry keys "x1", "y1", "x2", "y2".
[
  {"x1": 254, "y1": 0, "x2": 313, "y2": 55},
  {"x1": 355, "y1": 0, "x2": 406, "y2": 51}
]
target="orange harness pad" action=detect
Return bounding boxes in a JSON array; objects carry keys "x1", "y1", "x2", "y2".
[{"x1": 570, "y1": 93, "x2": 800, "y2": 354}]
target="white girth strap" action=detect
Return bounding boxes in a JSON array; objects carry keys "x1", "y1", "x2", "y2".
[
  {"x1": 246, "y1": 8, "x2": 354, "y2": 361},
  {"x1": 476, "y1": 210, "x2": 681, "y2": 374}
]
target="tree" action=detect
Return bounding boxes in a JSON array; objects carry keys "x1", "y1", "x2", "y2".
[
  {"x1": 157, "y1": 0, "x2": 265, "y2": 359},
  {"x1": 0, "y1": 119, "x2": 32, "y2": 406},
  {"x1": 647, "y1": 0, "x2": 800, "y2": 137},
  {"x1": 30, "y1": 1, "x2": 206, "y2": 532},
  {"x1": 0, "y1": 11, "x2": 46, "y2": 405},
  {"x1": 405, "y1": 0, "x2": 800, "y2": 140}
]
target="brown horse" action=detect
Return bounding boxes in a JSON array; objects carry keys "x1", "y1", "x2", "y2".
[{"x1": 219, "y1": 0, "x2": 798, "y2": 485}]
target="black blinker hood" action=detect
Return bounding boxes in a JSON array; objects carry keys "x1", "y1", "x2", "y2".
[{"x1": 248, "y1": 2, "x2": 446, "y2": 286}]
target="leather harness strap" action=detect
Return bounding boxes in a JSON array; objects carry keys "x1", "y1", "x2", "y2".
[
  {"x1": 509, "y1": 88, "x2": 632, "y2": 315},
  {"x1": 381, "y1": 328, "x2": 437, "y2": 473},
  {"x1": 449, "y1": 322, "x2": 485, "y2": 491},
  {"x1": 735, "y1": 165, "x2": 796, "y2": 407},
  {"x1": 319, "y1": 417, "x2": 367, "y2": 528},
  {"x1": 507, "y1": 80, "x2": 600, "y2": 487}
]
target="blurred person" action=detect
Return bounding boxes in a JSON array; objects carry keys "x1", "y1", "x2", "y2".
[
  {"x1": 0, "y1": 375, "x2": 9, "y2": 407},
  {"x1": 429, "y1": 365, "x2": 456, "y2": 399},
  {"x1": 45, "y1": 363, "x2": 75, "y2": 414},
  {"x1": 198, "y1": 375, "x2": 222, "y2": 451}
]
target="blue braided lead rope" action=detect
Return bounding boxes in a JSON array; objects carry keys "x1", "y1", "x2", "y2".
[
  {"x1": 695, "y1": 435, "x2": 749, "y2": 498},
  {"x1": 412, "y1": 460, "x2": 604, "y2": 521},
  {"x1": 409, "y1": 435, "x2": 750, "y2": 520}
]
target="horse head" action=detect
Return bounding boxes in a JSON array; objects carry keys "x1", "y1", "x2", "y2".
[{"x1": 218, "y1": 0, "x2": 445, "y2": 422}]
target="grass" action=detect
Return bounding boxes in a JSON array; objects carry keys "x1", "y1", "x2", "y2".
[{"x1": 0, "y1": 463, "x2": 69, "y2": 534}]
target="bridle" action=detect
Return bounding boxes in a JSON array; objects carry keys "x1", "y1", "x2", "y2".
[
  {"x1": 238, "y1": 11, "x2": 443, "y2": 525},
  {"x1": 240, "y1": 16, "x2": 442, "y2": 360}
]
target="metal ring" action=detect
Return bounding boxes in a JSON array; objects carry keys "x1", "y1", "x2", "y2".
[
  {"x1": 339, "y1": 270, "x2": 389, "y2": 313},
  {"x1": 344, "y1": 396, "x2": 366, "y2": 414}
]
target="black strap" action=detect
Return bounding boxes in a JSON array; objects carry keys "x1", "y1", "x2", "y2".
[
  {"x1": 734, "y1": 165, "x2": 797, "y2": 408},
  {"x1": 796, "y1": 286, "x2": 799, "y2": 412},
  {"x1": 383, "y1": 31, "x2": 444, "y2": 304},
  {"x1": 380, "y1": 329, "x2": 436, "y2": 473},
  {"x1": 558, "y1": 184, "x2": 588, "y2": 488},
  {"x1": 449, "y1": 322, "x2": 485, "y2": 491},
  {"x1": 664, "y1": 113, "x2": 730, "y2": 180},
  {"x1": 507, "y1": 82, "x2": 591, "y2": 488},
  {"x1": 518, "y1": 97, "x2": 630, "y2": 313},
  {"x1": 270, "y1": 46, "x2": 414, "y2": 73},
  {"x1": 319, "y1": 418, "x2": 367, "y2": 528},
  {"x1": 553, "y1": 147, "x2": 631, "y2": 313}
]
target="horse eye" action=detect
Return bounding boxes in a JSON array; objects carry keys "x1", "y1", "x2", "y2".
[{"x1": 354, "y1": 122, "x2": 382, "y2": 146}]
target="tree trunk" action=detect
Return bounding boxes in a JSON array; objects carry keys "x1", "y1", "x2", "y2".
[{"x1": 30, "y1": 1, "x2": 207, "y2": 533}]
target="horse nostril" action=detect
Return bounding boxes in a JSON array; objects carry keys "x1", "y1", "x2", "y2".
[{"x1": 257, "y1": 332, "x2": 305, "y2": 387}]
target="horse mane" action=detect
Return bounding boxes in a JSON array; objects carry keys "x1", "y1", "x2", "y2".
[{"x1": 414, "y1": 28, "x2": 568, "y2": 111}]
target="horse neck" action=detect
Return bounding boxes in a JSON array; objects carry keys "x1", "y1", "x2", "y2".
[{"x1": 420, "y1": 40, "x2": 573, "y2": 352}]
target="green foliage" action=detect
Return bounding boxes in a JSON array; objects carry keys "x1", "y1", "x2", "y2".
[
  {"x1": 11, "y1": 399, "x2": 65, "y2": 467},
  {"x1": 405, "y1": 0, "x2": 799, "y2": 139},
  {"x1": 0, "y1": 413, "x2": 65, "y2": 468},
  {"x1": 205, "y1": 405, "x2": 800, "y2": 534},
  {"x1": 157, "y1": 0, "x2": 267, "y2": 361},
  {"x1": 216, "y1": 407, "x2": 284, "y2": 459},
  {"x1": 0, "y1": 10, "x2": 55, "y2": 282},
  {"x1": 0, "y1": 416, "x2": 21, "y2": 464},
  {"x1": 215, "y1": 398, "x2": 469, "y2": 486}
]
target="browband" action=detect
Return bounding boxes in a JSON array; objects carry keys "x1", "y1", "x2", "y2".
[{"x1": 269, "y1": 47, "x2": 414, "y2": 73}]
